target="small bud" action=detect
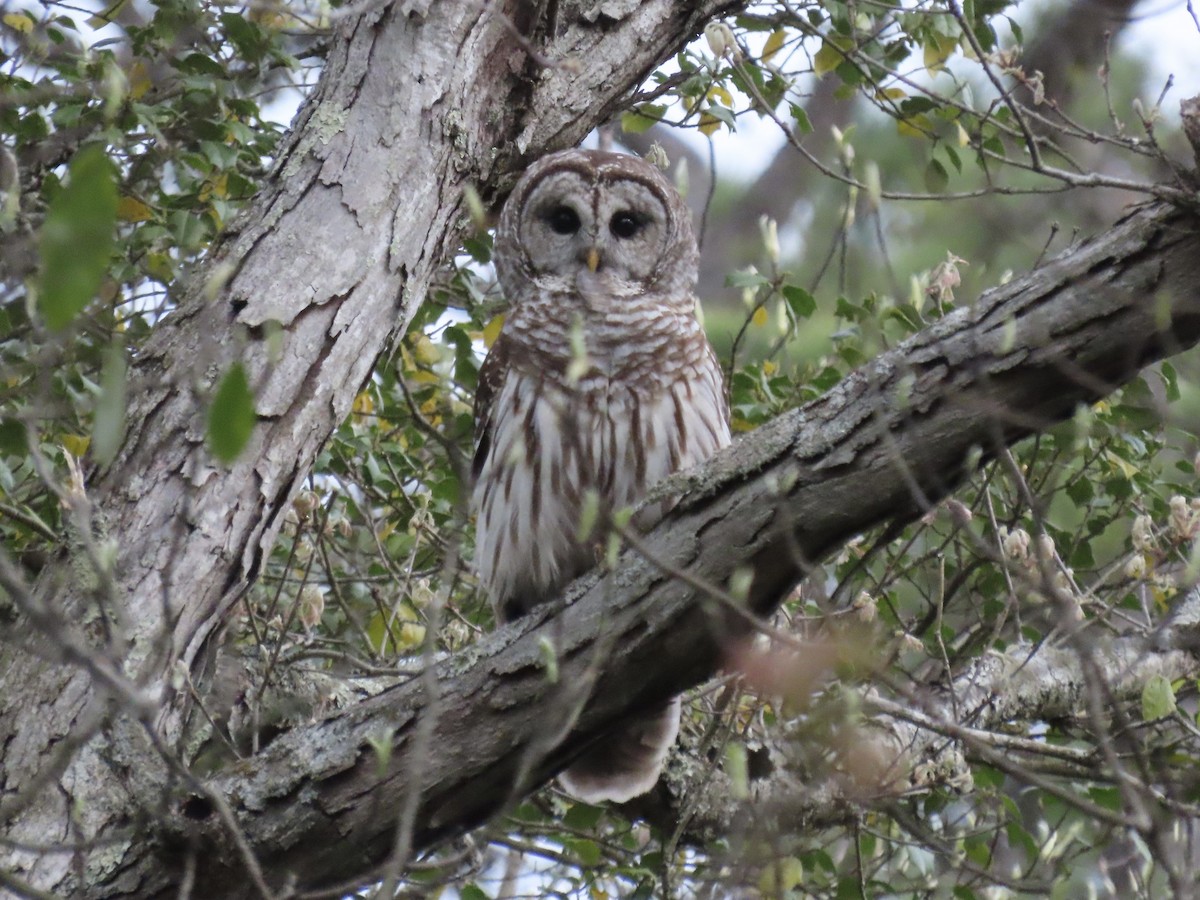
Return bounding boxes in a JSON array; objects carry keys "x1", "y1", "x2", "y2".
[
  {"x1": 1132, "y1": 514, "x2": 1155, "y2": 552},
  {"x1": 945, "y1": 499, "x2": 973, "y2": 526},
  {"x1": 704, "y1": 22, "x2": 740, "y2": 60},
  {"x1": 759, "y1": 215, "x2": 780, "y2": 266},
  {"x1": 897, "y1": 631, "x2": 924, "y2": 653},
  {"x1": 293, "y1": 490, "x2": 320, "y2": 519},
  {"x1": 852, "y1": 591, "x2": 877, "y2": 623},
  {"x1": 864, "y1": 161, "x2": 882, "y2": 212},
  {"x1": 674, "y1": 157, "x2": 689, "y2": 199},
  {"x1": 462, "y1": 183, "x2": 487, "y2": 231},
  {"x1": 171, "y1": 660, "x2": 189, "y2": 692},
  {"x1": 298, "y1": 584, "x2": 325, "y2": 630},
  {"x1": 1169, "y1": 495, "x2": 1197, "y2": 541},
  {"x1": 1053, "y1": 567, "x2": 1075, "y2": 597},
  {"x1": 1002, "y1": 527, "x2": 1030, "y2": 561},
  {"x1": 409, "y1": 578, "x2": 436, "y2": 609},
  {"x1": 1036, "y1": 532, "x2": 1056, "y2": 562},
  {"x1": 1124, "y1": 554, "x2": 1148, "y2": 580},
  {"x1": 643, "y1": 142, "x2": 669, "y2": 170}
]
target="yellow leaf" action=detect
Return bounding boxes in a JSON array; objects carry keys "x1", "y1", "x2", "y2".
[
  {"x1": 482, "y1": 313, "x2": 505, "y2": 348},
  {"x1": 731, "y1": 416, "x2": 755, "y2": 433},
  {"x1": 762, "y1": 360, "x2": 778, "y2": 376},
  {"x1": 212, "y1": 172, "x2": 229, "y2": 199},
  {"x1": 923, "y1": 32, "x2": 957, "y2": 72},
  {"x1": 1104, "y1": 449, "x2": 1138, "y2": 480},
  {"x1": 698, "y1": 111, "x2": 721, "y2": 136},
  {"x1": 396, "y1": 621, "x2": 426, "y2": 650},
  {"x1": 751, "y1": 305, "x2": 768, "y2": 327},
  {"x1": 758, "y1": 857, "x2": 804, "y2": 894},
  {"x1": 410, "y1": 370, "x2": 441, "y2": 385},
  {"x1": 128, "y1": 62, "x2": 152, "y2": 100},
  {"x1": 3, "y1": 12, "x2": 33, "y2": 33},
  {"x1": 761, "y1": 29, "x2": 786, "y2": 63},
  {"x1": 708, "y1": 84, "x2": 733, "y2": 106},
  {"x1": 61, "y1": 434, "x2": 90, "y2": 457},
  {"x1": 813, "y1": 41, "x2": 842, "y2": 76},
  {"x1": 352, "y1": 390, "x2": 375, "y2": 416},
  {"x1": 875, "y1": 86, "x2": 906, "y2": 101},
  {"x1": 398, "y1": 344, "x2": 415, "y2": 373},
  {"x1": 896, "y1": 114, "x2": 932, "y2": 138},
  {"x1": 145, "y1": 252, "x2": 173, "y2": 283},
  {"x1": 116, "y1": 196, "x2": 154, "y2": 222},
  {"x1": 956, "y1": 121, "x2": 970, "y2": 147},
  {"x1": 410, "y1": 333, "x2": 440, "y2": 365},
  {"x1": 86, "y1": 0, "x2": 129, "y2": 28}
]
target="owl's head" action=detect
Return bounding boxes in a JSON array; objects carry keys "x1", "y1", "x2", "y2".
[{"x1": 494, "y1": 149, "x2": 698, "y2": 311}]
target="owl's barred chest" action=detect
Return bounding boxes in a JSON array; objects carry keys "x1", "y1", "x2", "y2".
[{"x1": 473, "y1": 323, "x2": 729, "y2": 613}]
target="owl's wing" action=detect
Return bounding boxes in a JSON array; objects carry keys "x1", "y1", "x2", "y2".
[{"x1": 472, "y1": 331, "x2": 511, "y2": 481}]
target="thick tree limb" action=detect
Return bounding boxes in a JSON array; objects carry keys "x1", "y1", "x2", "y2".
[{"x1": 157, "y1": 200, "x2": 1200, "y2": 896}]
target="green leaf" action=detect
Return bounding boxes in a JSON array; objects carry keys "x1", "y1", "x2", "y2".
[
  {"x1": 0, "y1": 419, "x2": 28, "y2": 456},
  {"x1": 783, "y1": 284, "x2": 816, "y2": 319},
  {"x1": 924, "y1": 158, "x2": 949, "y2": 193},
  {"x1": 620, "y1": 104, "x2": 665, "y2": 134},
  {"x1": 1142, "y1": 674, "x2": 1176, "y2": 721},
  {"x1": 206, "y1": 362, "x2": 256, "y2": 463},
  {"x1": 92, "y1": 341, "x2": 127, "y2": 467},
  {"x1": 789, "y1": 103, "x2": 812, "y2": 134},
  {"x1": 1162, "y1": 361, "x2": 1180, "y2": 402},
  {"x1": 563, "y1": 801, "x2": 605, "y2": 830},
  {"x1": 565, "y1": 837, "x2": 602, "y2": 867},
  {"x1": 38, "y1": 145, "x2": 117, "y2": 330},
  {"x1": 459, "y1": 887, "x2": 488, "y2": 900},
  {"x1": 366, "y1": 728, "x2": 394, "y2": 775}
]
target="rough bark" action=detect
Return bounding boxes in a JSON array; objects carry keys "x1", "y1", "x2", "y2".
[
  {"x1": 0, "y1": 0, "x2": 748, "y2": 895},
  {"x1": 151, "y1": 200, "x2": 1200, "y2": 896}
]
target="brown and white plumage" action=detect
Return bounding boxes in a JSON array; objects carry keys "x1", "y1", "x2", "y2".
[{"x1": 472, "y1": 149, "x2": 730, "y2": 802}]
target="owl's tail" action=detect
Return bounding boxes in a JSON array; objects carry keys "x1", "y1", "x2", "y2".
[{"x1": 557, "y1": 696, "x2": 681, "y2": 804}]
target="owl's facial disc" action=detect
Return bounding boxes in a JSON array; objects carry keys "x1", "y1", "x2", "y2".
[{"x1": 521, "y1": 171, "x2": 673, "y2": 298}]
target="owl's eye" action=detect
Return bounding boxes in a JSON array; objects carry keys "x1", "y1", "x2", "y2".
[
  {"x1": 609, "y1": 210, "x2": 643, "y2": 239},
  {"x1": 545, "y1": 205, "x2": 581, "y2": 235}
]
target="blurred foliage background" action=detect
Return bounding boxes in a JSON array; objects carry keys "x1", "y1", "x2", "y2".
[{"x1": 4, "y1": 0, "x2": 1200, "y2": 895}]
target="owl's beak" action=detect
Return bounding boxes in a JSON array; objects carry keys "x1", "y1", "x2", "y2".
[{"x1": 585, "y1": 247, "x2": 601, "y2": 273}]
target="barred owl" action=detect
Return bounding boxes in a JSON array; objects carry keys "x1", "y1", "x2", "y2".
[{"x1": 472, "y1": 149, "x2": 731, "y2": 803}]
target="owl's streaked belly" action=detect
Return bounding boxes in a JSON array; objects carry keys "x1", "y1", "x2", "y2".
[{"x1": 473, "y1": 358, "x2": 728, "y2": 619}]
